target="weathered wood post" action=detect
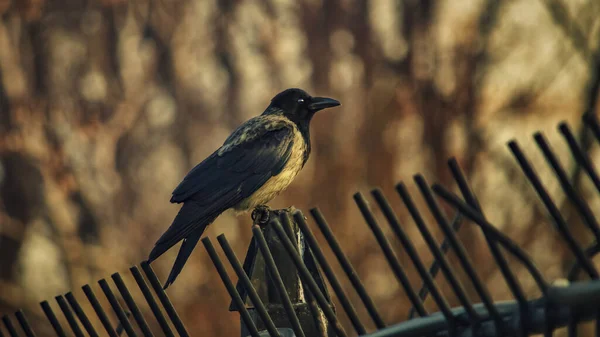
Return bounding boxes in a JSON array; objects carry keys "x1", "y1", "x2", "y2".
[{"x1": 231, "y1": 208, "x2": 335, "y2": 337}]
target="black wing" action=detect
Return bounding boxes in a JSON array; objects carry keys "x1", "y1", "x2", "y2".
[{"x1": 155, "y1": 124, "x2": 295, "y2": 250}]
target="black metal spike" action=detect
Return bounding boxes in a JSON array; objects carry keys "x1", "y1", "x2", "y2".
[
  {"x1": 14, "y1": 311, "x2": 35, "y2": 337},
  {"x1": 583, "y1": 113, "x2": 600, "y2": 144},
  {"x1": 111, "y1": 273, "x2": 154, "y2": 337},
  {"x1": 396, "y1": 182, "x2": 479, "y2": 322},
  {"x1": 65, "y1": 292, "x2": 99, "y2": 337},
  {"x1": 130, "y1": 266, "x2": 175, "y2": 337},
  {"x1": 414, "y1": 175, "x2": 504, "y2": 332},
  {"x1": 411, "y1": 212, "x2": 463, "y2": 319},
  {"x1": 2, "y1": 315, "x2": 19, "y2": 337},
  {"x1": 40, "y1": 301, "x2": 67, "y2": 337},
  {"x1": 98, "y1": 279, "x2": 137, "y2": 337},
  {"x1": 534, "y1": 132, "x2": 600, "y2": 242},
  {"x1": 202, "y1": 237, "x2": 262, "y2": 337},
  {"x1": 56, "y1": 295, "x2": 85, "y2": 337},
  {"x1": 310, "y1": 208, "x2": 386, "y2": 329},
  {"x1": 371, "y1": 188, "x2": 455, "y2": 323},
  {"x1": 431, "y1": 184, "x2": 550, "y2": 293},
  {"x1": 509, "y1": 140, "x2": 598, "y2": 279},
  {"x1": 558, "y1": 122, "x2": 600, "y2": 195},
  {"x1": 215, "y1": 234, "x2": 281, "y2": 337},
  {"x1": 140, "y1": 262, "x2": 189, "y2": 337},
  {"x1": 82, "y1": 285, "x2": 119, "y2": 337},
  {"x1": 447, "y1": 158, "x2": 528, "y2": 337},
  {"x1": 354, "y1": 192, "x2": 428, "y2": 317}
]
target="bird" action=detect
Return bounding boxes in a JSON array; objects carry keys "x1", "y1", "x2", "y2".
[{"x1": 147, "y1": 88, "x2": 341, "y2": 289}]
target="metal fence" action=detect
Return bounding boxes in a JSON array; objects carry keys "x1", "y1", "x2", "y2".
[
  {"x1": 3, "y1": 113, "x2": 600, "y2": 336},
  {"x1": 1, "y1": 262, "x2": 189, "y2": 337}
]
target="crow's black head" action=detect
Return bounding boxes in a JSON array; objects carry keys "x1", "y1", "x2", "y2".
[{"x1": 265, "y1": 88, "x2": 340, "y2": 124}]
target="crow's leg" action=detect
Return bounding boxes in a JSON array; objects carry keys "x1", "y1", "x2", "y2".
[
  {"x1": 251, "y1": 205, "x2": 272, "y2": 225},
  {"x1": 272, "y1": 206, "x2": 295, "y2": 217}
]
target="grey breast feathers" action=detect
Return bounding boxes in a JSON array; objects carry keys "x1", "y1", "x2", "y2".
[{"x1": 233, "y1": 116, "x2": 307, "y2": 211}]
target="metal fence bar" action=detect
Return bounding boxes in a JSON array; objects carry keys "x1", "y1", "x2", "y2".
[
  {"x1": 130, "y1": 266, "x2": 175, "y2": 337},
  {"x1": 561, "y1": 123, "x2": 600, "y2": 281},
  {"x1": 396, "y1": 182, "x2": 479, "y2": 322},
  {"x1": 371, "y1": 189, "x2": 455, "y2": 323},
  {"x1": 447, "y1": 158, "x2": 530, "y2": 337},
  {"x1": 432, "y1": 184, "x2": 550, "y2": 292},
  {"x1": 82, "y1": 284, "x2": 119, "y2": 337},
  {"x1": 310, "y1": 208, "x2": 386, "y2": 329},
  {"x1": 557, "y1": 122, "x2": 600, "y2": 337},
  {"x1": 202, "y1": 237, "x2": 262, "y2": 337},
  {"x1": 583, "y1": 113, "x2": 600, "y2": 322},
  {"x1": 584, "y1": 113, "x2": 600, "y2": 143},
  {"x1": 140, "y1": 262, "x2": 189, "y2": 337},
  {"x1": 354, "y1": 192, "x2": 428, "y2": 317},
  {"x1": 415, "y1": 175, "x2": 505, "y2": 333},
  {"x1": 14, "y1": 311, "x2": 35, "y2": 337},
  {"x1": 534, "y1": 131, "x2": 600, "y2": 337},
  {"x1": 252, "y1": 224, "x2": 306, "y2": 337},
  {"x1": 509, "y1": 141, "x2": 599, "y2": 278},
  {"x1": 569, "y1": 245, "x2": 600, "y2": 281},
  {"x1": 450, "y1": 179, "x2": 550, "y2": 277},
  {"x1": 112, "y1": 273, "x2": 154, "y2": 337},
  {"x1": 269, "y1": 219, "x2": 348, "y2": 337},
  {"x1": 446, "y1": 158, "x2": 527, "y2": 297},
  {"x1": 99, "y1": 279, "x2": 137, "y2": 337},
  {"x1": 410, "y1": 213, "x2": 462, "y2": 319},
  {"x1": 40, "y1": 301, "x2": 67, "y2": 337},
  {"x1": 65, "y1": 292, "x2": 99, "y2": 337},
  {"x1": 56, "y1": 295, "x2": 85, "y2": 337},
  {"x1": 534, "y1": 132, "x2": 600, "y2": 241},
  {"x1": 230, "y1": 238, "x2": 258, "y2": 311},
  {"x1": 215, "y1": 234, "x2": 281, "y2": 337},
  {"x1": 2, "y1": 315, "x2": 19, "y2": 337},
  {"x1": 559, "y1": 122, "x2": 600, "y2": 201},
  {"x1": 293, "y1": 211, "x2": 367, "y2": 335}
]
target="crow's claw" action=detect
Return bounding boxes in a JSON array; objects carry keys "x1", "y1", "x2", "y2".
[{"x1": 251, "y1": 205, "x2": 272, "y2": 225}]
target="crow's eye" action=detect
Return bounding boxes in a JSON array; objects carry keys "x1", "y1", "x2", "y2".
[{"x1": 297, "y1": 98, "x2": 305, "y2": 104}]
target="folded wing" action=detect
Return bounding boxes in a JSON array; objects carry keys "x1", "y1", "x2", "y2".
[{"x1": 151, "y1": 122, "x2": 295, "y2": 258}]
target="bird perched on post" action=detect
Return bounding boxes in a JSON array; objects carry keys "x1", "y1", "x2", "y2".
[{"x1": 148, "y1": 88, "x2": 340, "y2": 288}]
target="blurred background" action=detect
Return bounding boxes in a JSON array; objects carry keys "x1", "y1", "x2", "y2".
[{"x1": 1, "y1": 0, "x2": 600, "y2": 335}]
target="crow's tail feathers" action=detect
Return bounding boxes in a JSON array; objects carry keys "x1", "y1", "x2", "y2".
[
  {"x1": 147, "y1": 202, "x2": 219, "y2": 289},
  {"x1": 148, "y1": 202, "x2": 207, "y2": 263},
  {"x1": 162, "y1": 226, "x2": 206, "y2": 289}
]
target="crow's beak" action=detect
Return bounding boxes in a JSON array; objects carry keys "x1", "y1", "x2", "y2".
[{"x1": 309, "y1": 97, "x2": 341, "y2": 112}]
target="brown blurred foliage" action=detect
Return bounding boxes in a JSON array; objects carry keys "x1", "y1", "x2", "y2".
[{"x1": 1, "y1": 0, "x2": 600, "y2": 335}]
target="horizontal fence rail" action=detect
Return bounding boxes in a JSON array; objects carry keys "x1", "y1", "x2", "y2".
[{"x1": 2, "y1": 113, "x2": 600, "y2": 336}]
